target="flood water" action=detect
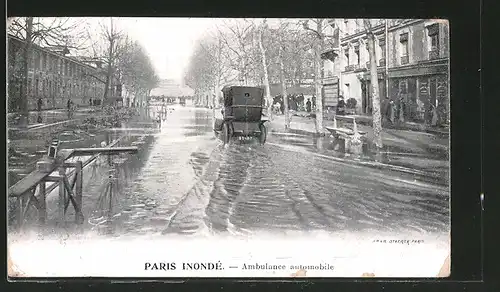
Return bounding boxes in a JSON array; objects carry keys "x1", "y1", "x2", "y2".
[{"x1": 11, "y1": 106, "x2": 449, "y2": 239}]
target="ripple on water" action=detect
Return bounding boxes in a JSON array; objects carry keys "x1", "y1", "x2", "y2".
[{"x1": 53, "y1": 110, "x2": 448, "y2": 238}]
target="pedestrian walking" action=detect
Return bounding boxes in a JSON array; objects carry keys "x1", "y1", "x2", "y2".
[
  {"x1": 37, "y1": 97, "x2": 43, "y2": 112},
  {"x1": 67, "y1": 99, "x2": 74, "y2": 119},
  {"x1": 273, "y1": 102, "x2": 281, "y2": 115},
  {"x1": 390, "y1": 99, "x2": 395, "y2": 124},
  {"x1": 306, "y1": 99, "x2": 311, "y2": 113},
  {"x1": 431, "y1": 104, "x2": 438, "y2": 127},
  {"x1": 399, "y1": 96, "x2": 406, "y2": 123},
  {"x1": 336, "y1": 96, "x2": 346, "y2": 115}
]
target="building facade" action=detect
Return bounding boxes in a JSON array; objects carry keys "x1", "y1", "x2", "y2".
[
  {"x1": 7, "y1": 34, "x2": 121, "y2": 112},
  {"x1": 321, "y1": 19, "x2": 450, "y2": 126}
]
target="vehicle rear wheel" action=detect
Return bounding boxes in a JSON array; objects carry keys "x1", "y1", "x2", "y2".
[
  {"x1": 222, "y1": 123, "x2": 230, "y2": 145},
  {"x1": 259, "y1": 123, "x2": 267, "y2": 145}
]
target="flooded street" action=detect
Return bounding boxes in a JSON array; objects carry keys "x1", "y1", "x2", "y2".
[
  {"x1": 40, "y1": 106, "x2": 449, "y2": 238},
  {"x1": 7, "y1": 16, "x2": 454, "y2": 278}
]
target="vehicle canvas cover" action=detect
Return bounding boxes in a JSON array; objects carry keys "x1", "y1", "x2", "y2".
[{"x1": 223, "y1": 86, "x2": 264, "y2": 122}]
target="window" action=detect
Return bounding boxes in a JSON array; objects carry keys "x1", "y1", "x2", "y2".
[
  {"x1": 344, "y1": 47, "x2": 350, "y2": 66},
  {"x1": 427, "y1": 23, "x2": 440, "y2": 59},
  {"x1": 377, "y1": 39, "x2": 384, "y2": 56},
  {"x1": 34, "y1": 51, "x2": 40, "y2": 70},
  {"x1": 399, "y1": 79, "x2": 408, "y2": 94},
  {"x1": 354, "y1": 46, "x2": 360, "y2": 64},
  {"x1": 399, "y1": 33, "x2": 409, "y2": 64},
  {"x1": 430, "y1": 34, "x2": 439, "y2": 51}
]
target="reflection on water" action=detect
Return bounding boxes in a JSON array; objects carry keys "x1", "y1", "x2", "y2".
[
  {"x1": 199, "y1": 137, "x2": 449, "y2": 236},
  {"x1": 11, "y1": 107, "x2": 449, "y2": 238}
]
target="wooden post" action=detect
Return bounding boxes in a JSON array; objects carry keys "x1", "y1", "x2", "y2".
[
  {"x1": 16, "y1": 196, "x2": 23, "y2": 230},
  {"x1": 75, "y1": 161, "x2": 84, "y2": 224},
  {"x1": 108, "y1": 174, "x2": 113, "y2": 219},
  {"x1": 38, "y1": 181, "x2": 47, "y2": 224},
  {"x1": 58, "y1": 167, "x2": 66, "y2": 223}
]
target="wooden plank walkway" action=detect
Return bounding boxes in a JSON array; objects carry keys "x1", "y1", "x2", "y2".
[
  {"x1": 8, "y1": 147, "x2": 137, "y2": 198},
  {"x1": 8, "y1": 149, "x2": 73, "y2": 198}
]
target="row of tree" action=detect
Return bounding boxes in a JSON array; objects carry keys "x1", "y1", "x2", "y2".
[
  {"x1": 7, "y1": 17, "x2": 160, "y2": 127},
  {"x1": 184, "y1": 18, "x2": 383, "y2": 148}
]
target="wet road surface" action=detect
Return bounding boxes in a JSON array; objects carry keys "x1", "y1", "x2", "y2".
[{"x1": 17, "y1": 106, "x2": 450, "y2": 237}]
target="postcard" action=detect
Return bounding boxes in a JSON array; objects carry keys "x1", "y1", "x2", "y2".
[{"x1": 7, "y1": 17, "x2": 450, "y2": 278}]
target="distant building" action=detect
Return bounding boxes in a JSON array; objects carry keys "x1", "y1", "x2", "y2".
[
  {"x1": 149, "y1": 79, "x2": 194, "y2": 105},
  {"x1": 321, "y1": 19, "x2": 449, "y2": 126},
  {"x1": 7, "y1": 34, "x2": 120, "y2": 111}
]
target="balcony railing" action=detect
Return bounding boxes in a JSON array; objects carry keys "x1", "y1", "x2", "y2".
[
  {"x1": 429, "y1": 50, "x2": 439, "y2": 60},
  {"x1": 401, "y1": 55, "x2": 409, "y2": 65}
]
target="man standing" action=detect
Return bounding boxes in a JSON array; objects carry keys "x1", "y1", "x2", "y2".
[
  {"x1": 37, "y1": 97, "x2": 43, "y2": 112},
  {"x1": 336, "y1": 96, "x2": 346, "y2": 115},
  {"x1": 36, "y1": 98, "x2": 43, "y2": 123},
  {"x1": 67, "y1": 99, "x2": 73, "y2": 119}
]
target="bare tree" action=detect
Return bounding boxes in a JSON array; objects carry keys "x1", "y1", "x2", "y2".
[
  {"x1": 216, "y1": 19, "x2": 259, "y2": 85},
  {"x1": 257, "y1": 20, "x2": 273, "y2": 119},
  {"x1": 99, "y1": 18, "x2": 124, "y2": 102},
  {"x1": 7, "y1": 17, "x2": 87, "y2": 127},
  {"x1": 302, "y1": 19, "x2": 326, "y2": 135},
  {"x1": 363, "y1": 19, "x2": 383, "y2": 149},
  {"x1": 118, "y1": 40, "x2": 159, "y2": 107},
  {"x1": 276, "y1": 21, "x2": 291, "y2": 129},
  {"x1": 185, "y1": 33, "x2": 234, "y2": 108}
]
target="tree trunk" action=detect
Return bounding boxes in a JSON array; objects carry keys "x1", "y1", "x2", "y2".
[
  {"x1": 366, "y1": 31, "x2": 383, "y2": 149},
  {"x1": 103, "y1": 46, "x2": 113, "y2": 103},
  {"x1": 19, "y1": 17, "x2": 33, "y2": 128},
  {"x1": 215, "y1": 77, "x2": 221, "y2": 108},
  {"x1": 257, "y1": 24, "x2": 273, "y2": 119},
  {"x1": 278, "y1": 33, "x2": 290, "y2": 129},
  {"x1": 103, "y1": 21, "x2": 115, "y2": 105},
  {"x1": 313, "y1": 19, "x2": 324, "y2": 135}
]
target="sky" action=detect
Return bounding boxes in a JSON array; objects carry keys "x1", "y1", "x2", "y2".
[
  {"x1": 73, "y1": 17, "x2": 221, "y2": 83},
  {"x1": 80, "y1": 18, "x2": 276, "y2": 83},
  {"x1": 14, "y1": 17, "x2": 296, "y2": 84},
  {"x1": 118, "y1": 18, "x2": 217, "y2": 82}
]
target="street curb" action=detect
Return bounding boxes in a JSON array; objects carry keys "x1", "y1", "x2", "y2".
[
  {"x1": 266, "y1": 141, "x2": 449, "y2": 188},
  {"x1": 268, "y1": 121, "x2": 449, "y2": 157},
  {"x1": 292, "y1": 113, "x2": 450, "y2": 137}
]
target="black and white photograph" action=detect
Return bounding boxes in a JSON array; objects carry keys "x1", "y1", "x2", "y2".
[{"x1": 7, "y1": 17, "x2": 450, "y2": 278}]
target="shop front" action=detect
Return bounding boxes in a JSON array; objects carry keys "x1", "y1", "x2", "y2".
[
  {"x1": 388, "y1": 60, "x2": 449, "y2": 126},
  {"x1": 361, "y1": 71, "x2": 387, "y2": 115}
]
